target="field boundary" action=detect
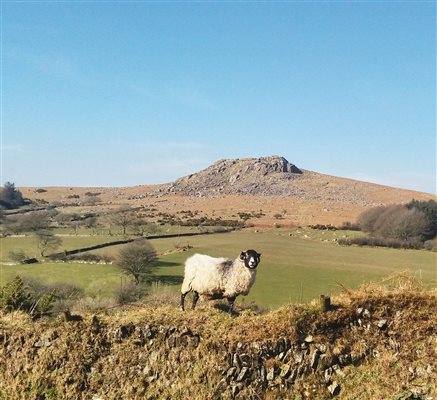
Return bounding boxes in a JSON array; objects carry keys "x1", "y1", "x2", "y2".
[{"x1": 45, "y1": 230, "x2": 232, "y2": 260}]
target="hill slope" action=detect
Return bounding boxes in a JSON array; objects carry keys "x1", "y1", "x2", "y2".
[{"x1": 19, "y1": 155, "x2": 435, "y2": 227}]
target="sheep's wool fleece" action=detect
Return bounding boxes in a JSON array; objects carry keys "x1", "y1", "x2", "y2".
[{"x1": 181, "y1": 254, "x2": 257, "y2": 298}]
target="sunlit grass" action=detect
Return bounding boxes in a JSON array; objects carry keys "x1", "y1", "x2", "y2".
[{"x1": 1, "y1": 228, "x2": 435, "y2": 308}]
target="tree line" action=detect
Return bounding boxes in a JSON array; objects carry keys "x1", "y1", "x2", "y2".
[{"x1": 340, "y1": 199, "x2": 437, "y2": 250}]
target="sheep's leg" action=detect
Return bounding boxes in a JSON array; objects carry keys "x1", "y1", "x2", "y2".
[
  {"x1": 180, "y1": 292, "x2": 188, "y2": 311},
  {"x1": 192, "y1": 291, "x2": 199, "y2": 310},
  {"x1": 227, "y1": 296, "x2": 236, "y2": 316}
]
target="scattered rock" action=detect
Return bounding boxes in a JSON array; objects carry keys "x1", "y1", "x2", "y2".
[
  {"x1": 33, "y1": 339, "x2": 51, "y2": 348},
  {"x1": 266, "y1": 367, "x2": 275, "y2": 381},
  {"x1": 226, "y1": 367, "x2": 237, "y2": 380},
  {"x1": 328, "y1": 381, "x2": 341, "y2": 396},
  {"x1": 311, "y1": 350, "x2": 321, "y2": 370},
  {"x1": 304, "y1": 335, "x2": 314, "y2": 343},
  {"x1": 236, "y1": 367, "x2": 249, "y2": 382},
  {"x1": 377, "y1": 319, "x2": 388, "y2": 329}
]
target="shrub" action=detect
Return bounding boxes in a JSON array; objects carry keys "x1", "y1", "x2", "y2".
[
  {"x1": 373, "y1": 206, "x2": 428, "y2": 241},
  {"x1": 424, "y1": 238, "x2": 437, "y2": 252},
  {"x1": 23, "y1": 277, "x2": 84, "y2": 302},
  {"x1": 8, "y1": 249, "x2": 29, "y2": 264},
  {"x1": 0, "y1": 182, "x2": 26, "y2": 209},
  {"x1": 0, "y1": 276, "x2": 32, "y2": 312},
  {"x1": 72, "y1": 296, "x2": 118, "y2": 313},
  {"x1": 141, "y1": 282, "x2": 179, "y2": 308},
  {"x1": 338, "y1": 221, "x2": 361, "y2": 231},
  {"x1": 116, "y1": 281, "x2": 147, "y2": 305},
  {"x1": 309, "y1": 224, "x2": 337, "y2": 231},
  {"x1": 357, "y1": 204, "x2": 431, "y2": 243},
  {"x1": 338, "y1": 237, "x2": 424, "y2": 250},
  {"x1": 1, "y1": 276, "x2": 84, "y2": 317},
  {"x1": 358, "y1": 206, "x2": 387, "y2": 232},
  {"x1": 117, "y1": 240, "x2": 157, "y2": 284}
]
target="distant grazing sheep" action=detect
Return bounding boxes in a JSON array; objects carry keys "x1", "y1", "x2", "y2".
[{"x1": 180, "y1": 249, "x2": 261, "y2": 315}]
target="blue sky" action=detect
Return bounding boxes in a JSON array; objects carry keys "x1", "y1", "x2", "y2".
[{"x1": 1, "y1": 1, "x2": 435, "y2": 193}]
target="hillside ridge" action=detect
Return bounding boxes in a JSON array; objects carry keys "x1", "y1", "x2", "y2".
[
  {"x1": 158, "y1": 155, "x2": 428, "y2": 206},
  {"x1": 165, "y1": 155, "x2": 303, "y2": 196}
]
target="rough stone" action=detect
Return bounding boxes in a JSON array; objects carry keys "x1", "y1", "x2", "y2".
[
  {"x1": 231, "y1": 383, "x2": 243, "y2": 398},
  {"x1": 295, "y1": 351, "x2": 305, "y2": 364},
  {"x1": 33, "y1": 339, "x2": 51, "y2": 348},
  {"x1": 226, "y1": 367, "x2": 237, "y2": 380},
  {"x1": 236, "y1": 367, "x2": 250, "y2": 382},
  {"x1": 266, "y1": 367, "x2": 275, "y2": 381},
  {"x1": 332, "y1": 364, "x2": 346, "y2": 378},
  {"x1": 232, "y1": 353, "x2": 241, "y2": 368},
  {"x1": 304, "y1": 335, "x2": 314, "y2": 343},
  {"x1": 328, "y1": 381, "x2": 341, "y2": 396},
  {"x1": 311, "y1": 350, "x2": 321, "y2": 370},
  {"x1": 282, "y1": 349, "x2": 293, "y2": 363},
  {"x1": 279, "y1": 364, "x2": 291, "y2": 379},
  {"x1": 376, "y1": 319, "x2": 388, "y2": 329}
]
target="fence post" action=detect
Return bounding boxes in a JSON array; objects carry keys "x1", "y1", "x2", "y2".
[{"x1": 320, "y1": 295, "x2": 331, "y2": 312}]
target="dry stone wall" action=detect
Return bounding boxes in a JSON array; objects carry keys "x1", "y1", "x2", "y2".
[{"x1": 1, "y1": 293, "x2": 436, "y2": 400}]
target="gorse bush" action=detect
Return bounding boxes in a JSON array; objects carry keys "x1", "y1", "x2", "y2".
[
  {"x1": 8, "y1": 249, "x2": 29, "y2": 264},
  {"x1": 424, "y1": 238, "x2": 437, "y2": 252},
  {"x1": 0, "y1": 276, "x2": 32, "y2": 312},
  {"x1": 0, "y1": 182, "x2": 26, "y2": 209},
  {"x1": 0, "y1": 276, "x2": 82, "y2": 317}
]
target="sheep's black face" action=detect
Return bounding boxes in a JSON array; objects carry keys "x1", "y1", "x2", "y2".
[{"x1": 240, "y1": 249, "x2": 261, "y2": 270}]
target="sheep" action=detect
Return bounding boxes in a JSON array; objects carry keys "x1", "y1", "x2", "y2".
[{"x1": 180, "y1": 249, "x2": 261, "y2": 315}]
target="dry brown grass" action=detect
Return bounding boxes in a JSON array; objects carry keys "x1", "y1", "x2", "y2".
[
  {"x1": 20, "y1": 170, "x2": 435, "y2": 228},
  {"x1": 1, "y1": 277, "x2": 436, "y2": 400}
]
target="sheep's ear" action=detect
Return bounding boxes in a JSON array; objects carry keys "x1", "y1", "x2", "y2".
[
  {"x1": 239, "y1": 252, "x2": 246, "y2": 260},
  {"x1": 257, "y1": 253, "x2": 262, "y2": 258}
]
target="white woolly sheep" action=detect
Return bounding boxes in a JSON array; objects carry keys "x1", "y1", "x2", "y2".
[{"x1": 180, "y1": 249, "x2": 261, "y2": 315}]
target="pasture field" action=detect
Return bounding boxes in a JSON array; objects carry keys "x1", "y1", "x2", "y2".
[
  {"x1": 0, "y1": 234, "x2": 116, "y2": 260},
  {"x1": 1, "y1": 228, "x2": 435, "y2": 309},
  {"x1": 0, "y1": 225, "x2": 202, "y2": 261}
]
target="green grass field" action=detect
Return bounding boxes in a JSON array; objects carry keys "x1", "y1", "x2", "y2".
[{"x1": 1, "y1": 228, "x2": 435, "y2": 309}]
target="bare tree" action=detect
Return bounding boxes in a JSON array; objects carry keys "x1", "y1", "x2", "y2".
[
  {"x1": 117, "y1": 240, "x2": 157, "y2": 284},
  {"x1": 131, "y1": 219, "x2": 160, "y2": 236},
  {"x1": 109, "y1": 206, "x2": 136, "y2": 235},
  {"x1": 36, "y1": 229, "x2": 62, "y2": 257},
  {"x1": 358, "y1": 206, "x2": 387, "y2": 233},
  {"x1": 358, "y1": 204, "x2": 429, "y2": 241}
]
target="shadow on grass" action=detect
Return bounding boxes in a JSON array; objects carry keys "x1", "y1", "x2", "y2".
[
  {"x1": 147, "y1": 260, "x2": 183, "y2": 285},
  {"x1": 146, "y1": 275, "x2": 183, "y2": 285},
  {"x1": 152, "y1": 261, "x2": 181, "y2": 268}
]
